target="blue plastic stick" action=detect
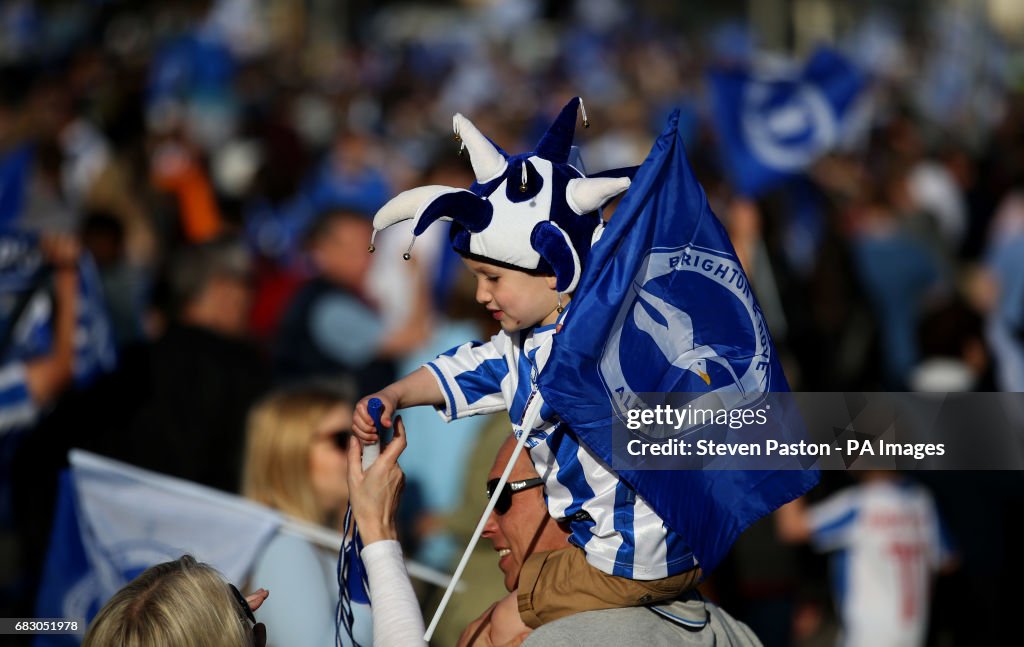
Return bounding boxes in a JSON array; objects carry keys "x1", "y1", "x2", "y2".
[
  {"x1": 367, "y1": 397, "x2": 384, "y2": 430},
  {"x1": 362, "y1": 398, "x2": 384, "y2": 468}
]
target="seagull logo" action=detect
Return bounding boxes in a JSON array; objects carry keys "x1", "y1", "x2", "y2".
[
  {"x1": 599, "y1": 245, "x2": 772, "y2": 419},
  {"x1": 631, "y1": 281, "x2": 745, "y2": 389}
]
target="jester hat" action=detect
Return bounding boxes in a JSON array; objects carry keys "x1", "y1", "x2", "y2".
[{"x1": 370, "y1": 97, "x2": 632, "y2": 294}]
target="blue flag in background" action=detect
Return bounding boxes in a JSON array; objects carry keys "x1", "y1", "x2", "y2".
[
  {"x1": 708, "y1": 48, "x2": 866, "y2": 197},
  {"x1": 34, "y1": 451, "x2": 281, "y2": 646},
  {"x1": 536, "y1": 111, "x2": 819, "y2": 574},
  {"x1": 32, "y1": 471, "x2": 91, "y2": 647}
]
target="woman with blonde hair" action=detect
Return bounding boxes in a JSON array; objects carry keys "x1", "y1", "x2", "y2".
[
  {"x1": 242, "y1": 381, "x2": 372, "y2": 646},
  {"x1": 83, "y1": 555, "x2": 269, "y2": 647}
]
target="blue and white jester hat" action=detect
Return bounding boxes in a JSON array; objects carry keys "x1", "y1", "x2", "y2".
[{"x1": 370, "y1": 97, "x2": 632, "y2": 294}]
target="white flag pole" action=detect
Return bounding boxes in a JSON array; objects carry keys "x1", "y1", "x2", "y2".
[{"x1": 423, "y1": 391, "x2": 544, "y2": 641}]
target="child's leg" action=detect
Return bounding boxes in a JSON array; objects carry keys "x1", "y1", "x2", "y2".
[{"x1": 516, "y1": 546, "x2": 702, "y2": 628}]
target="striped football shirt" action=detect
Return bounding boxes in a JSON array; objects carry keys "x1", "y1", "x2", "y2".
[{"x1": 426, "y1": 319, "x2": 696, "y2": 580}]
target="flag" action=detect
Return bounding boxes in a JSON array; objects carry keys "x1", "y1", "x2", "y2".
[
  {"x1": 708, "y1": 47, "x2": 866, "y2": 197},
  {"x1": 0, "y1": 230, "x2": 116, "y2": 385},
  {"x1": 0, "y1": 146, "x2": 33, "y2": 227},
  {"x1": 0, "y1": 228, "x2": 43, "y2": 294},
  {"x1": 33, "y1": 450, "x2": 281, "y2": 646},
  {"x1": 536, "y1": 111, "x2": 819, "y2": 574}
]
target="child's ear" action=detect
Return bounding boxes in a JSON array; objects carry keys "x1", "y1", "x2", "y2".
[{"x1": 545, "y1": 275, "x2": 559, "y2": 291}]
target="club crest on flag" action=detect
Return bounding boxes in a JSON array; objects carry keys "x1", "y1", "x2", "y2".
[
  {"x1": 709, "y1": 47, "x2": 867, "y2": 197},
  {"x1": 599, "y1": 243, "x2": 773, "y2": 420},
  {"x1": 741, "y1": 76, "x2": 838, "y2": 172}
]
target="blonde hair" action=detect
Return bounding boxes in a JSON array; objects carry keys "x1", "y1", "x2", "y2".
[
  {"x1": 243, "y1": 383, "x2": 350, "y2": 527},
  {"x1": 83, "y1": 555, "x2": 251, "y2": 647}
]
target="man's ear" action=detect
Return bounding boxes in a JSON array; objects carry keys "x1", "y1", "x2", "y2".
[{"x1": 545, "y1": 275, "x2": 559, "y2": 291}]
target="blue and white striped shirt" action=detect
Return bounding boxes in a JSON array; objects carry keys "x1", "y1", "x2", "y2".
[{"x1": 426, "y1": 320, "x2": 697, "y2": 580}]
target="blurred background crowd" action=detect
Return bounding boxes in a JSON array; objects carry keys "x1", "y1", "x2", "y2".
[{"x1": 1, "y1": 0, "x2": 1023, "y2": 645}]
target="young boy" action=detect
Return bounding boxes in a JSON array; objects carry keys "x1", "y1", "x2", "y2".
[{"x1": 353, "y1": 98, "x2": 701, "y2": 628}]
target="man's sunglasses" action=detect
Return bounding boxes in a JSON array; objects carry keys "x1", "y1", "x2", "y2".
[{"x1": 486, "y1": 477, "x2": 545, "y2": 515}]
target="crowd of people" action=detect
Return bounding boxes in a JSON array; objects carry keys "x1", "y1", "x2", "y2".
[{"x1": 2, "y1": 0, "x2": 1023, "y2": 645}]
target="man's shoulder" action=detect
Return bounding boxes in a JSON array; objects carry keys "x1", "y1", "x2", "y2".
[
  {"x1": 522, "y1": 600, "x2": 762, "y2": 647},
  {"x1": 521, "y1": 607, "x2": 693, "y2": 646}
]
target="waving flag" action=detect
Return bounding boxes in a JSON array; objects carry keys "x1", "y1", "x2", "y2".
[
  {"x1": 708, "y1": 48, "x2": 866, "y2": 197},
  {"x1": 34, "y1": 450, "x2": 281, "y2": 646},
  {"x1": 536, "y1": 111, "x2": 818, "y2": 574}
]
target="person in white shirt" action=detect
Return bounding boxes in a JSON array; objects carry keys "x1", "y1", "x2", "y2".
[{"x1": 776, "y1": 471, "x2": 955, "y2": 647}]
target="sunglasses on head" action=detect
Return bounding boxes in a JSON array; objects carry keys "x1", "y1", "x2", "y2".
[
  {"x1": 317, "y1": 429, "x2": 352, "y2": 451},
  {"x1": 230, "y1": 583, "x2": 268, "y2": 647},
  {"x1": 486, "y1": 477, "x2": 545, "y2": 515},
  {"x1": 229, "y1": 583, "x2": 256, "y2": 626}
]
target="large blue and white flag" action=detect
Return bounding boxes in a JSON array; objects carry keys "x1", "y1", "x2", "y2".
[
  {"x1": 536, "y1": 111, "x2": 819, "y2": 574},
  {"x1": 708, "y1": 48, "x2": 867, "y2": 197},
  {"x1": 33, "y1": 450, "x2": 281, "y2": 646}
]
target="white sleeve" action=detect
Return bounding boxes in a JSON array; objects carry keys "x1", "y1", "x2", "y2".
[
  {"x1": 360, "y1": 540, "x2": 427, "y2": 647},
  {"x1": 425, "y1": 333, "x2": 511, "y2": 421}
]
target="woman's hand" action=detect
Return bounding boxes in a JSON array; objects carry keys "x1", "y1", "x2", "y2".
[{"x1": 347, "y1": 416, "x2": 407, "y2": 544}]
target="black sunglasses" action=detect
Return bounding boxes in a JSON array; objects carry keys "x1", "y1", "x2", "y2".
[
  {"x1": 229, "y1": 583, "x2": 256, "y2": 626},
  {"x1": 486, "y1": 477, "x2": 545, "y2": 515},
  {"x1": 317, "y1": 429, "x2": 352, "y2": 451}
]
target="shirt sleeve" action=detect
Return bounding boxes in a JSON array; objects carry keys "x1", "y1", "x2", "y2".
[
  {"x1": 0, "y1": 362, "x2": 38, "y2": 434},
  {"x1": 806, "y1": 489, "x2": 860, "y2": 552},
  {"x1": 309, "y1": 293, "x2": 385, "y2": 368},
  {"x1": 361, "y1": 540, "x2": 427, "y2": 647},
  {"x1": 425, "y1": 333, "x2": 510, "y2": 422}
]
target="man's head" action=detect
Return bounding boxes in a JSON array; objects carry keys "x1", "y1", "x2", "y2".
[
  {"x1": 482, "y1": 436, "x2": 569, "y2": 592},
  {"x1": 166, "y1": 236, "x2": 252, "y2": 337},
  {"x1": 305, "y1": 210, "x2": 374, "y2": 289}
]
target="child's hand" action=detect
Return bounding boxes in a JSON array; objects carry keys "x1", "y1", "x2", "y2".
[{"x1": 353, "y1": 390, "x2": 398, "y2": 443}]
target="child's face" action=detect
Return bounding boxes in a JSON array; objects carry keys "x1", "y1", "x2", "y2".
[{"x1": 463, "y1": 258, "x2": 560, "y2": 332}]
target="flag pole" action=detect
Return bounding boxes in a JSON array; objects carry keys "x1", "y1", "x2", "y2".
[
  {"x1": 423, "y1": 391, "x2": 543, "y2": 641},
  {"x1": 278, "y1": 517, "x2": 454, "y2": 589}
]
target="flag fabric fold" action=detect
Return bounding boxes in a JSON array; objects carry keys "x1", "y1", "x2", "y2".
[{"x1": 536, "y1": 110, "x2": 819, "y2": 575}]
